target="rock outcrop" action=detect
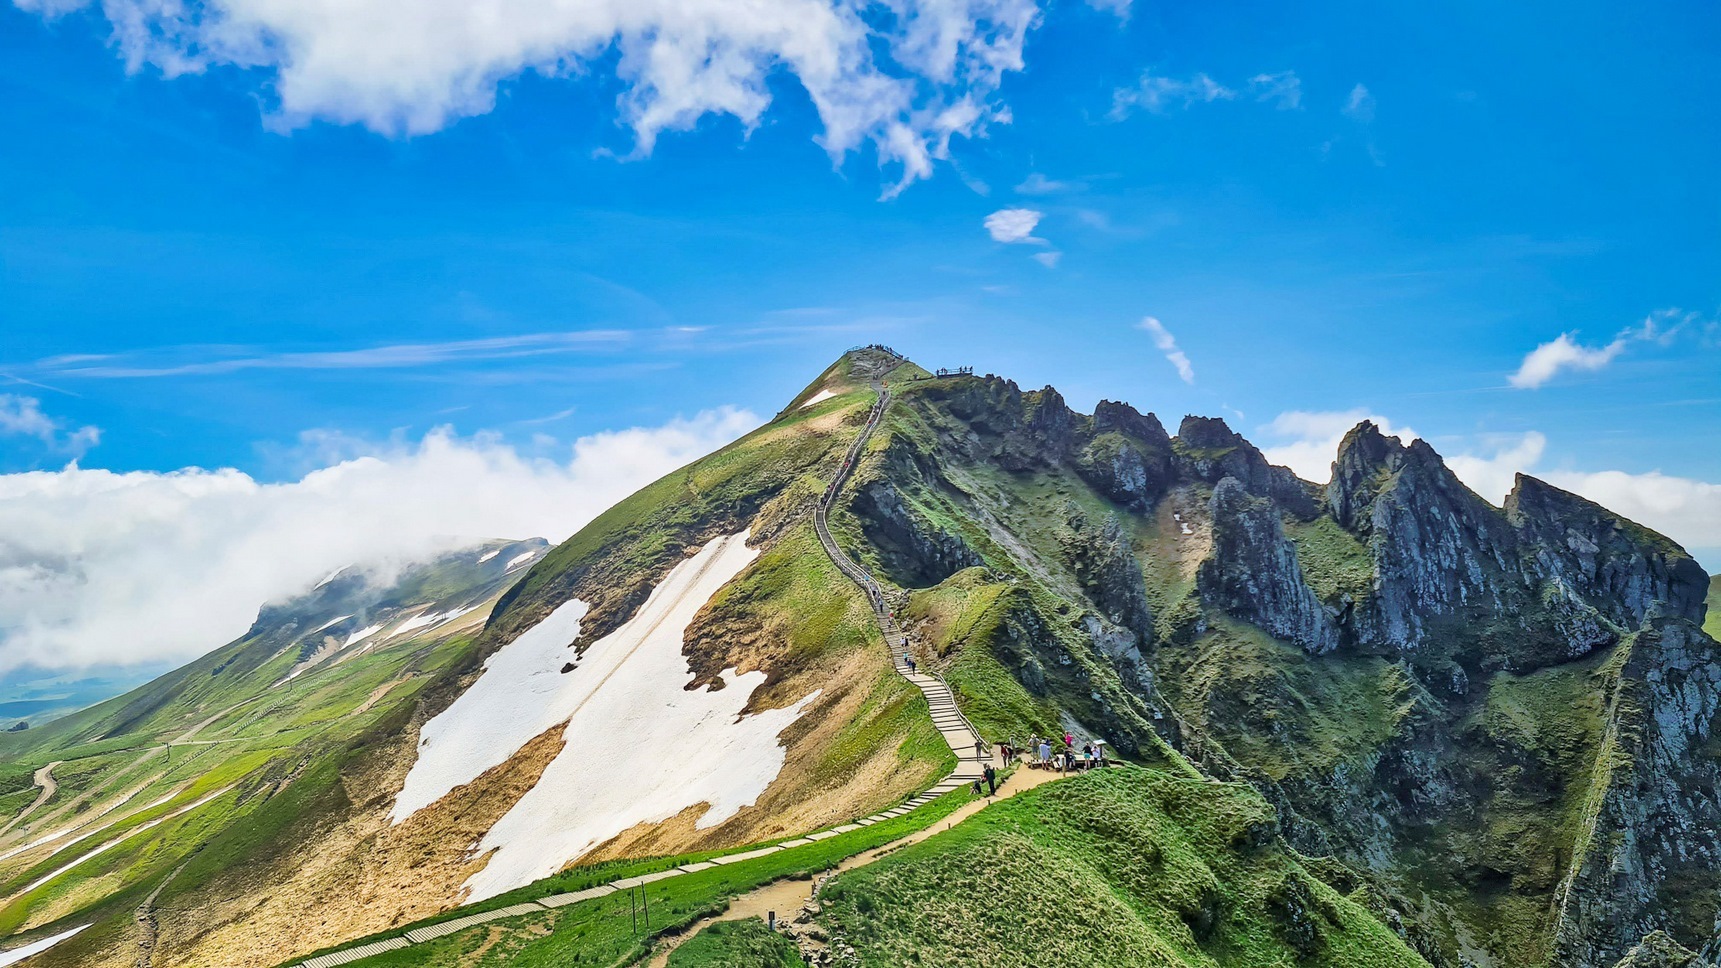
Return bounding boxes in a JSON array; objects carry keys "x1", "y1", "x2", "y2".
[{"x1": 1199, "y1": 478, "x2": 1339, "y2": 655}]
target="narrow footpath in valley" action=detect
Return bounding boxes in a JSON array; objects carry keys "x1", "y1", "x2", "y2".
[{"x1": 0, "y1": 763, "x2": 60, "y2": 840}]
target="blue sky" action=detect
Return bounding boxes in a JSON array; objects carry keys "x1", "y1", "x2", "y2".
[{"x1": 0, "y1": 0, "x2": 1718, "y2": 672}]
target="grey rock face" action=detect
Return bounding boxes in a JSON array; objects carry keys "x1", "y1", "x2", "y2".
[
  {"x1": 1507, "y1": 474, "x2": 1709, "y2": 628},
  {"x1": 1175, "y1": 416, "x2": 1320, "y2": 518},
  {"x1": 1553, "y1": 619, "x2": 1721, "y2": 966},
  {"x1": 852, "y1": 478, "x2": 980, "y2": 587},
  {"x1": 1199, "y1": 477, "x2": 1340, "y2": 655}
]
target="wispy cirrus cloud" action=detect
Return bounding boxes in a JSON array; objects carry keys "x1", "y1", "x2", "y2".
[
  {"x1": 1136, "y1": 316, "x2": 1194, "y2": 383},
  {"x1": 1509, "y1": 308, "x2": 1705, "y2": 389},
  {"x1": 32, "y1": 330, "x2": 633, "y2": 379},
  {"x1": 1109, "y1": 71, "x2": 1234, "y2": 119},
  {"x1": 1248, "y1": 71, "x2": 1302, "y2": 109},
  {"x1": 1342, "y1": 83, "x2": 1376, "y2": 122}
]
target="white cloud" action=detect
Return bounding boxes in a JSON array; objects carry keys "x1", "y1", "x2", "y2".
[
  {"x1": 14, "y1": 0, "x2": 1040, "y2": 197},
  {"x1": 1248, "y1": 71, "x2": 1301, "y2": 109},
  {"x1": 1085, "y1": 0, "x2": 1130, "y2": 18},
  {"x1": 1259, "y1": 408, "x2": 1418, "y2": 482},
  {"x1": 1343, "y1": 83, "x2": 1375, "y2": 122},
  {"x1": 0, "y1": 395, "x2": 101, "y2": 459},
  {"x1": 1509, "y1": 309, "x2": 1707, "y2": 389},
  {"x1": 1015, "y1": 172, "x2": 1076, "y2": 195},
  {"x1": 1109, "y1": 70, "x2": 1234, "y2": 119},
  {"x1": 1032, "y1": 251, "x2": 1062, "y2": 268},
  {"x1": 1508, "y1": 333, "x2": 1627, "y2": 388},
  {"x1": 1136, "y1": 316, "x2": 1194, "y2": 384},
  {"x1": 0, "y1": 408, "x2": 758, "y2": 673},
  {"x1": 984, "y1": 207, "x2": 1046, "y2": 244},
  {"x1": 1444, "y1": 431, "x2": 1548, "y2": 501}
]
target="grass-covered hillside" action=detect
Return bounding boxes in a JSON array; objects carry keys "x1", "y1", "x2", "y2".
[
  {"x1": 817, "y1": 768, "x2": 1431, "y2": 968},
  {"x1": 0, "y1": 539, "x2": 547, "y2": 966}
]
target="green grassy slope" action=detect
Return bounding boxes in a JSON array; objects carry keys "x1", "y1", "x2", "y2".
[
  {"x1": 668, "y1": 919, "x2": 802, "y2": 967},
  {"x1": 816, "y1": 768, "x2": 1430, "y2": 968}
]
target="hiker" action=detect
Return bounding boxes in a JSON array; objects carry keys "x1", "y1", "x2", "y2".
[
  {"x1": 904, "y1": 653, "x2": 916, "y2": 673},
  {"x1": 974, "y1": 739, "x2": 984, "y2": 761},
  {"x1": 1063, "y1": 731, "x2": 1074, "y2": 750},
  {"x1": 983, "y1": 764, "x2": 997, "y2": 797},
  {"x1": 1083, "y1": 745, "x2": 1094, "y2": 770},
  {"x1": 1038, "y1": 739, "x2": 1051, "y2": 767},
  {"x1": 971, "y1": 778, "x2": 984, "y2": 796}
]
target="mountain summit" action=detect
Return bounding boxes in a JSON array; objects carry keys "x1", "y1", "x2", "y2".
[{"x1": 0, "y1": 348, "x2": 1713, "y2": 968}]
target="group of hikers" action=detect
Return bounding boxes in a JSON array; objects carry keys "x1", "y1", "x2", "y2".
[{"x1": 998, "y1": 732, "x2": 1108, "y2": 773}]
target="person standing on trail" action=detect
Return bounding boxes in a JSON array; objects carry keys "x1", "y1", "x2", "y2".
[
  {"x1": 974, "y1": 739, "x2": 984, "y2": 761},
  {"x1": 982, "y1": 764, "x2": 997, "y2": 797},
  {"x1": 1063, "y1": 731, "x2": 1074, "y2": 750},
  {"x1": 905, "y1": 653, "x2": 916, "y2": 673},
  {"x1": 1038, "y1": 739, "x2": 1051, "y2": 767}
]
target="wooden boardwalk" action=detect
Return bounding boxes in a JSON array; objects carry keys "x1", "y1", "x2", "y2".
[{"x1": 291, "y1": 352, "x2": 989, "y2": 968}]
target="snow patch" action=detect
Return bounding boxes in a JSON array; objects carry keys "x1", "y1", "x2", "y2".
[
  {"x1": 0, "y1": 925, "x2": 90, "y2": 966},
  {"x1": 389, "y1": 598, "x2": 591, "y2": 822},
  {"x1": 503, "y1": 551, "x2": 538, "y2": 571},
  {"x1": 308, "y1": 614, "x2": 352, "y2": 635},
  {"x1": 389, "y1": 531, "x2": 818, "y2": 903},
  {"x1": 345, "y1": 623, "x2": 385, "y2": 647},
  {"x1": 477, "y1": 549, "x2": 501, "y2": 563},
  {"x1": 462, "y1": 531, "x2": 817, "y2": 900},
  {"x1": 799, "y1": 388, "x2": 838, "y2": 409}
]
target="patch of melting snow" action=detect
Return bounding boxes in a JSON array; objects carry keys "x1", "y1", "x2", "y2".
[
  {"x1": 477, "y1": 548, "x2": 501, "y2": 563},
  {"x1": 345, "y1": 623, "x2": 385, "y2": 647},
  {"x1": 799, "y1": 388, "x2": 838, "y2": 409},
  {"x1": 391, "y1": 531, "x2": 819, "y2": 903},
  {"x1": 386, "y1": 604, "x2": 479, "y2": 641},
  {"x1": 0, "y1": 924, "x2": 90, "y2": 966},
  {"x1": 503, "y1": 551, "x2": 538, "y2": 571},
  {"x1": 308, "y1": 614, "x2": 353, "y2": 635},
  {"x1": 1180, "y1": 522, "x2": 1194, "y2": 535},
  {"x1": 313, "y1": 566, "x2": 347, "y2": 589}
]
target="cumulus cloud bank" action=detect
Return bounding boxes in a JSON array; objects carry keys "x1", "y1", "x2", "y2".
[
  {"x1": 14, "y1": 0, "x2": 1039, "y2": 195},
  {"x1": 0, "y1": 408, "x2": 758, "y2": 673}
]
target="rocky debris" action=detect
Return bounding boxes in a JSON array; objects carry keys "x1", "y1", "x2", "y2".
[
  {"x1": 1611, "y1": 931, "x2": 1712, "y2": 968},
  {"x1": 1199, "y1": 478, "x2": 1339, "y2": 655}
]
